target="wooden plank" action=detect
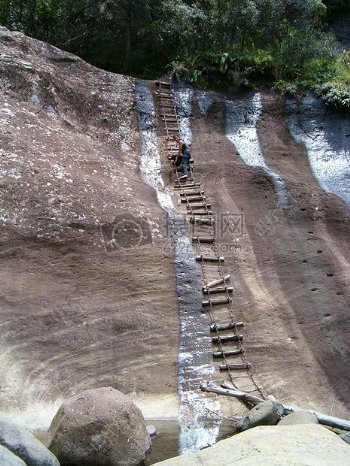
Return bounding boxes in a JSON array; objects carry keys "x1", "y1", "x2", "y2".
[
  {"x1": 206, "y1": 275, "x2": 230, "y2": 289},
  {"x1": 212, "y1": 334, "x2": 243, "y2": 343},
  {"x1": 203, "y1": 286, "x2": 233, "y2": 295},
  {"x1": 210, "y1": 322, "x2": 243, "y2": 331},
  {"x1": 213, "y1": 348, "x2": 244, "y2": 358},
  {"x1": 181, "y1": 196, "x2": 205, "y2": 203},
  {"x1": 219, "y1": 363, "x2": 251, "y2": 371},
  {"x1": 186, "y1": 203, "x2": 211, "y2": 209},
  {"x1": 180, "y1": 190, "x2": 204, "y2": 196},
  {"x1": 202, "y1": 297, "x2": 231, "y2": 307},
  {"x1": 192, "y1": 236, "x2": 215, "y2": 243},
  {"x1": 190, "y1": 217, "x2": 215, "y2": 225},
  {"x1": 155, "y1": 80, "x2": 171, "y2": 86},
  {"x1": 201, "y1": 383, "x2": 264, "y2": 406},
  {"x1": 174, "y1": 183, "x2": 201, "y2": 189},
  {"x1": 196, "y1": 255, "x2": 224, "y2": 263},
  {"x1": 188, "y1": 210, "x2": 213, "y2": 216}
]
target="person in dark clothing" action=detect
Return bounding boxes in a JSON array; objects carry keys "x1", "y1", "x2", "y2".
[{"x1": 174, "y1": 136, "x2": 191, "y2": 177}]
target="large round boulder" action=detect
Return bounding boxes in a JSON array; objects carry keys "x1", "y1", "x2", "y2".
[
  {"x1": 47, "y1": 387, "x2": 151, "y2": 466},
  {"x1": 0, "y1": 420, "x2": 60, "y2": 466}
]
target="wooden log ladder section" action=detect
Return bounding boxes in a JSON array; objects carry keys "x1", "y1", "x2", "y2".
[{"x1": 154, "y1": 79, "x2": 265, "y2": 401}]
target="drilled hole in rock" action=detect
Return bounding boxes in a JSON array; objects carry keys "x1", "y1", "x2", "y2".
[
  {"x1": 311, "y1": 287, "x2": 318, "y2": 291},
  {"x1": 308, "y1": 231, "x2": 313, "y2": 235},
  {"x1": 336, "y1": 291, "x2": 343, "y2": 296},
  {"x1": 302, "y1": 259, "x2": 308, "y2": 263},
  {"x1": 327, "y1": 273, "x2": 334, "y2": 277},
  {"x1": 300, "y1": 208, "x2": 306, "y2": 212},
  {"x1": 324, "y1": 313, "x2": 331, "y2": 317},
  {"x1": 317, "y1": 250, "x2": 323, "y2": 254}
]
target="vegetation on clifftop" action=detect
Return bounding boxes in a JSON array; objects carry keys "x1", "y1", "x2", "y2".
[{"x1": 0, "y1": 0, "x2": 349, "y2": 109}]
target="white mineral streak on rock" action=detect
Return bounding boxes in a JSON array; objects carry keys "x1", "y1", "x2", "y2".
[
  {"x1": 225, "y1": 93, "x2": 288, "y2": 209},
  {"x1": 286, "y1": 94, "x2": 350, "y2": 210},
  {"x1": 137, "y1": 80, "x2": 222, "y2": 453},
  {"x1": 175, "y1": 231, "x2": 221, "y2": 455},
  {"x1": 135, "y1": 80, "x2": 174, "y2": 212},
  {"x1": 195, "y1": 90, "x2": 214, "y2": 116},
  {"x1": 173, "y1": 83, "x2": 193, "y2": 145},
  {"x1": 172, "y1": 84, "x2": 222, "y2": 454}
]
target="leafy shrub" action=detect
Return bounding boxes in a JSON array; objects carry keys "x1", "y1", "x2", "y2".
[{"x1": 316, "y1": 82, "x2": 350, "y2": 110}]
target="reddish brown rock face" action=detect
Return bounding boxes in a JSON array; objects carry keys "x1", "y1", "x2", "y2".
[
  {"x1": 187, "y1": 89, "x2": 350, "y2": 417},
  {"x1": 0, "y1": 27, "x2": 178, "y2": 417},
  {"x1": 0, "y1": 25, "x2": 349, "y2": 429}
]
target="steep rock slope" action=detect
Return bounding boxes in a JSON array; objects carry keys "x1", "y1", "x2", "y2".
[
  {"x1": 188, "y1": 89, "x2": 350, "y2": 417},
  {"x1": 0, "y1": 27, "x2": 178, "y2": 420}
]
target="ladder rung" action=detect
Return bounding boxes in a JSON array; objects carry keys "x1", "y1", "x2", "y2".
[
  {"x1": 180, "y1": 190, "x2": 204, "y2": 196},
  {"x1": 186, "y1": 203, "x2": 211, "y2": 209},
  {"x1": 210, "y1": 322, "x2": 243, "y2": 331},
  {"x1": 188, "y1": 211, "x2": 213, "y2": 216},
  {"x1": 174, "y1": 183, "x2": 201, "y2": 189},
  {"x1": 190, "y1": 217, "x2": 215, "y2": 225},
  {"x1": 213, "y1": 348, "x2": 244, "y2": 358},
  {"x1": 155, "y1": 80, "x2": 171, "y2": 87},
  {"x1": 219, "y1": 363, "x2": 251, "y2": 371},
  {"x1": 203, "y1": 286, "x2": 234, "y2": 295},
  {"x1": 196, "y1": 255, "x2": 224, "y2": 263},
  {"x1": 206, "y1": 275, "x2": 230, "y2": 289},
  {"x1": 192, "y1": 236, "x2": 215, "y2": 243},
  {"x1": 181, "y1": 196, "x2": 205, "y2": 203},
  {"x1": 202, "y1": 297, "x2": 231, "y2": 307},
  {"x1": 212, "y1": 334, "x2": 243, "y2": 343}
]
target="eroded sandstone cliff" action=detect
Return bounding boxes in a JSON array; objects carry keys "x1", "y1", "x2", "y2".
[{"x1": 0, "y1": 27, "x2": 179, "y2": 423}]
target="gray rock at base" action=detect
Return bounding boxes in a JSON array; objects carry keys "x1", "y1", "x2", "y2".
[
  {"x1": 146, "y1": 425, "x2": 157, "y2": 438},
  {"x1": 238, "y1": 400, "x2": 284, "y2": 432},
  {"x1": 0, "y1": 420, "x2": 60, "y2": 466},
  {"x1": 47, "y1": 387, "x2": 151, "y2": 466},
  {"x1": 153, "y1": 424, "x2": 350, "y2": 466},
  {"x1": 278, "y1": 410, "x2": 318, "y2": 426},
  {"x1": 339, "y1": 432, "x2": 350, "y2": 446},
  {"x1": 0, "y1": 445, "x2": 28, "y2": 466}
]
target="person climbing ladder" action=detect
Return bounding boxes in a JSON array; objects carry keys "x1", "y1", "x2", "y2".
[{"x1": 174, "y1": 135, "x2": 192, "y2": 180}]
